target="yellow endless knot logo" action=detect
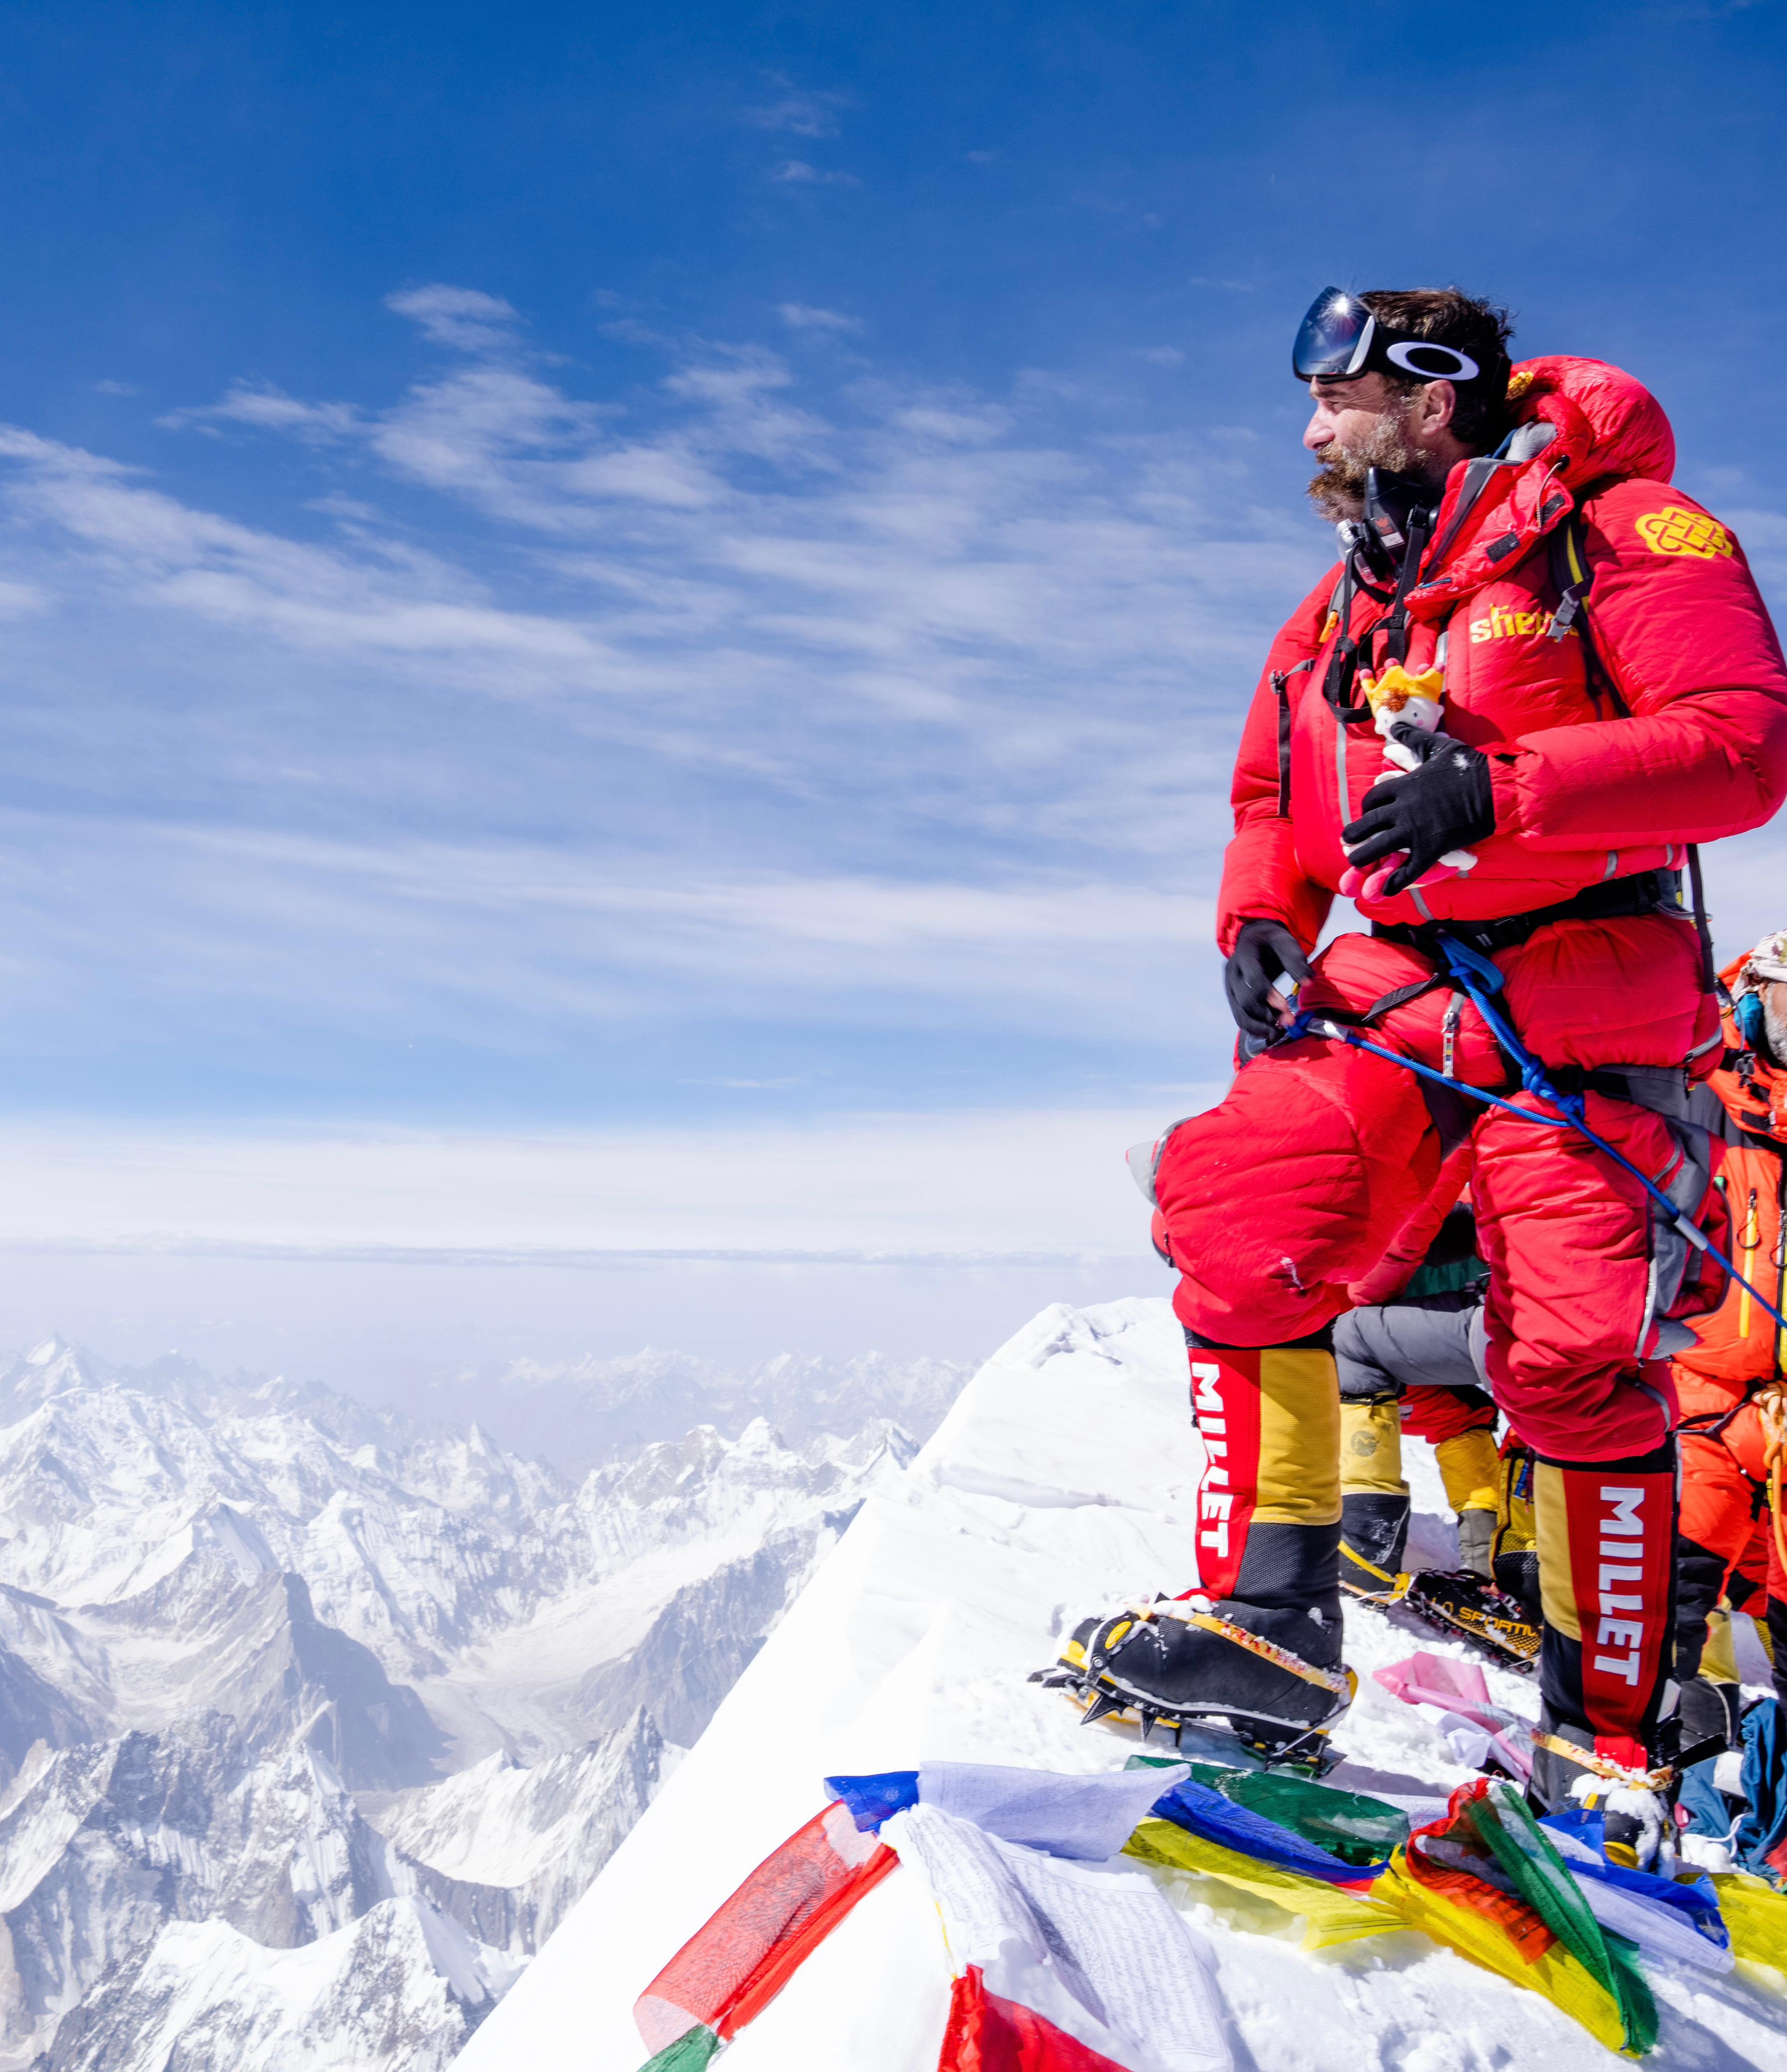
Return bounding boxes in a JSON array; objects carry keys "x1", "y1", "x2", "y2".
[{"x1": 1636, "y1": 506, "x2": 1734, "y2": 559}]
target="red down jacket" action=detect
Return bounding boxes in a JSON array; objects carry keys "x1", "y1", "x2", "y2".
[{"x1": 1218, "y1": 356, "x2": 1787, "y2": 953}]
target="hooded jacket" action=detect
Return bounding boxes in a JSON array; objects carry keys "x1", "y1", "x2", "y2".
[
  {"x1": 1674, "y1": 962, "x2": 1787, "y2": 1415},
  {"x1": 1218, "y1": 357, "x2": 1787, "y2": 953}
]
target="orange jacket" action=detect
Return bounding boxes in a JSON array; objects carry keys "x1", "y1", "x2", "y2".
[{"x1": 1673, "y1": 972, "x2": 1787, "y2": 1420}]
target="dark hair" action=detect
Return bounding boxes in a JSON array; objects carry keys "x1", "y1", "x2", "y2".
[{"x1": 1361, "y1": 288, "x2": 1517, "y2": 453}]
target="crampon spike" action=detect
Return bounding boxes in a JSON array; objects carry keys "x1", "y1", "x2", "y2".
[
  {"x1": 1137, "y1": 1707, "x2": 1159, "y2": 1742},
  {"x1": 1080, "y1": 1691, "x2": 1124, "y2": 1726}
]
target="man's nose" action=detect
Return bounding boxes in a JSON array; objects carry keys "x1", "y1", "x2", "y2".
[{"x1": 1302, "y1": 408, "x2": 1332, "y2": 452}]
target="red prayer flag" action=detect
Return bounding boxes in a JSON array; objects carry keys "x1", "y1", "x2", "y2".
[
  {"x1": 634, "y1": 1803, "x2": 898, "y2": 2055},
  {"x1": 938, "y1": 1967, "x2": 1132, "y2": 2072}
]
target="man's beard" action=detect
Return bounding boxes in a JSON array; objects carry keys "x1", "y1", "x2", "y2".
[
  {"x1": 1306, "y1": 407, "x2": 1421, "y2": 522},
  {"x1": 1762, "y1": 989, "x2": 1787, "y2": 1069}
]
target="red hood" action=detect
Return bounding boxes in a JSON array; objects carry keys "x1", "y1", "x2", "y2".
[
  {"x1": 1408, "y1": 355, "x2": 1675, "y2": 620},
  {"x1": 1510, "y1": 355, "x2": 1675, "y2": 485}
]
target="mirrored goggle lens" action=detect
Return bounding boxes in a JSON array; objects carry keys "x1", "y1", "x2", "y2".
[{"x1": 1292, "y1": 288, "x2": 1372, "y2": 379}]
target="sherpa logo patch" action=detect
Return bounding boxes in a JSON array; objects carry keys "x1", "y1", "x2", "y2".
[
  {"x1": 1636, "y1": 506, "x2": 1734, "y2": 559},
  {"x1": 1468, "y1": 604, "x2": 1571, "y2": 643}
]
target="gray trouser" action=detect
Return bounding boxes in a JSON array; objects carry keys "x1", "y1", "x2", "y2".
[{"x1": 1334, "y1": 1292, "x2": 1487, "y2": 1403}]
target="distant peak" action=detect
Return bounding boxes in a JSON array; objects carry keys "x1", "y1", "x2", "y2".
[{"x1": 25, "y1": 1336, "x2": 66, "y2": 1367}]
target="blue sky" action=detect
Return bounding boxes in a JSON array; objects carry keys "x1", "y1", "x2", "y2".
[{"x1": 3, "y1": 0, "x2": 1787, "y2": 1389}]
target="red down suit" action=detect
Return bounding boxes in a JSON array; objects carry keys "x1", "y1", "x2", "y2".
[{"x1": 1155, "y1": 356, "x2": 1787, "y2": 1768}]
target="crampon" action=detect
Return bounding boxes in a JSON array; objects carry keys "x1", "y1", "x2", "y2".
[
  {"x1": 1400, "y1": 1568, "x2": 1540, "y2": 1672},
  {"x1": 1029, "y1": 1602, "x2": 1356, "y2": 1776},
  {"x1": 1338, "y1": 1535, "x2": 1539, "y2": 1674}
]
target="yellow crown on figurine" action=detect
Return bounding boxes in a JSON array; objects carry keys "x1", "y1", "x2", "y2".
[{"x1": 1358, "y1": 662, "x2": 1444, "y2": 715}]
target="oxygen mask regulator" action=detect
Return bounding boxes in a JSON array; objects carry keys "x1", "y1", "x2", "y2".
[
  {"x1": 1371, "y1": 467, "x2": 1433, "y2": 569},
  {"x1": 1334, "y1": 469, "x2": 1435, "y2": 586}
]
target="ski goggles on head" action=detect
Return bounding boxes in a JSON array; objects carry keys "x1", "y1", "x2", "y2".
[{"x1": 1292, "y1": 286, "x2": 1482, "y2": 386}]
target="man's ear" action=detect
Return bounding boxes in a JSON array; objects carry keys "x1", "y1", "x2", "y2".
[{"x1": 1413, "y1": 379, "x2": 1458, "y2": 436}]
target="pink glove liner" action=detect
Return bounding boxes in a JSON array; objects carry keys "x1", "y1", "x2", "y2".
[{"x1": 1338, "y1": 852, "x2": 1474, "y2": 903}]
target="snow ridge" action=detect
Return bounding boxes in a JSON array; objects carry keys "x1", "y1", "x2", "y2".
[{"x1": 462, "y1": 1297, "x2": 1787, "y2": 2072}]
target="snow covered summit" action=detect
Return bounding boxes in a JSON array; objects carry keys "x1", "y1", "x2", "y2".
[{"x1": 460, "y1": 1296, "x2": 1787, "y2": 2072}]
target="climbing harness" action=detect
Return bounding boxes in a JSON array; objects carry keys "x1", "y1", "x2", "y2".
[{"x1": 1277, "y1": 930, "x2": 1787, "y2": 1346}]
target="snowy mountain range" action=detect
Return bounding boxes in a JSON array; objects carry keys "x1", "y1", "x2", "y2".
[
  {"x1": 413, "y1": 1347, "x2": 972, "y2": 1472},
  {"x1": 0, "y1": 1336, "x2": 956, "y2": 2070},
  {"x1": 463, "y1": 1296, "x2": 1787, "y2": 2072}
]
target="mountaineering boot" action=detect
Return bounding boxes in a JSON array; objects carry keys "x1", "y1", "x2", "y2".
[
  {"x1": 1395, "y1": 1419, "x2": 1537, "y2": 1667},
  {"x1": 1677, "y1": 1674, "x2": 1740, "y2": 1752},
  {"x1": 1524, "y1": 1445, "x2": 1685, "y2": 1867},
  {"x1": 1528, "y1": 1717, "x2": 1679, "y2": 1872},
  {"x1": 1034, "y1": 1334, "x2": 1354, "y2": 1766},
  {"x1": 1490, "y1": 1443, "x2": 1542, "y2": 1624},
  {"x1": 1678, "y1": 1608, "x2": 1743, "y2": 1749},
  {"x1": 1433, "y1": 1424, "x2": 1501, "y2": 1578},
  {"x1": 1455, "y1": 1506, "x2": 1497, "y2": 1579},
  {"x1": 1340, "y1": 1493, "x2": 1410, "y2": 1600},
  {"x1": 1338, "y1": 1395, "x2": 1409, "y2": 1602},
  {"x1": 1045, "y1": 1599, "x2": 1355, "y2": 1764},
  {"x1": 1402, "y1": 1568, "x2": 1540, "y2": 1670}
]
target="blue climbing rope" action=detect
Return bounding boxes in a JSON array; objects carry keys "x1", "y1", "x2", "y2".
[{"x1": 1278, "y1": 931, "x2": 1787, "y2": 1339}]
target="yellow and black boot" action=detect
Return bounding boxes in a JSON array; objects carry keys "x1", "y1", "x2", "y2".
[
  {"x1": 1401, "y1": 1429, "x2": 1539, "y2": 1670},
  {"x1": 1527, "y1": 1441, "x2": 1681, "y2": 1845},
  {"x1": 1491, "y1": 1442, "x2": 1542, "y2": 1624},
  {"x1": 1039, "y1": 1330, "x2": 1352, "y2": 1764},
  {"x1": 1339, "y1": 1394, "x2": 1409, "y2": 1603},
  {"x1": 1050, "y1": 1599, "x2": 1356, "y2": 1764},
  {"x1": 1677, "y1": 1607, "x2": 1743, "y2": 1751}
]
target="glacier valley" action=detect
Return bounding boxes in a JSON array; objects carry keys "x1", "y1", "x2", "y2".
[{"x1": 0, "y1": 1336, "x2": 967, "y2": 2069}]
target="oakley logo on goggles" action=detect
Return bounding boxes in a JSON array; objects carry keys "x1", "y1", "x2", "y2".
[{"x1": 1293, "y1": 286, "x2": 1480, "y2": 385}]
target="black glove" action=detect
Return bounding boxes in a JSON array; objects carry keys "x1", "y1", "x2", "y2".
[
  {"x1": 1340, "y1": 726, "x2": 1495, "y2": 896},
  {"x1": 1224, "y1": 918, "x2": 1313, "y2": 1042}
]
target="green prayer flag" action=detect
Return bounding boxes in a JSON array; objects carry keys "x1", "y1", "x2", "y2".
[{"x1": 637, "y1": 2025, "x2": 724, "y2": 2072}]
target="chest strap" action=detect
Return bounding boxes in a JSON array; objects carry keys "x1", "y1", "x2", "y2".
[{"x1": 1369, "y1": 868, "x2": 1682, "y2": 959}]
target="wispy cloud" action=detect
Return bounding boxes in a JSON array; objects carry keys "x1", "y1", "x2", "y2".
[
  {"x1": 0, "y1": 282, "x2": 1333, "y2": 1122},
  {"x1": 384, "y1": 282, "x2": 522, "y2": 351},
  {"x1": 159, "y1": 381, "x2": 362, "y2": 440},
  {"x1": 767, "y1": 159, "x2": 858, "y2": 187},
  {"x1": 0, "y1": 807, "x2": 1219, "y2": 1050},
  {"x1": 778, "y1": 304, "x2": 865, "y2": 334},
  {"x1": 742, "y1": 79, "x2": 853, "y2": 139},
  {"x1": 4, "y1": 289, "x2": 1315, "y2": 767}
]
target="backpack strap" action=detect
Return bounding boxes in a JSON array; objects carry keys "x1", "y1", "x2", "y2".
[
  {"x1": 1545, "y1": 500, "x2": 1722, "y2": 1002},
  {"x1": 1546, "y1": 506, "x2": 1631, "y2": 718},
  {"x1": 1546, "y1": 513, "x2": 1593, "y2": 643},
  {"x1": 1271, "y1": 657, "x2": 1317, "y2": 817}
]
